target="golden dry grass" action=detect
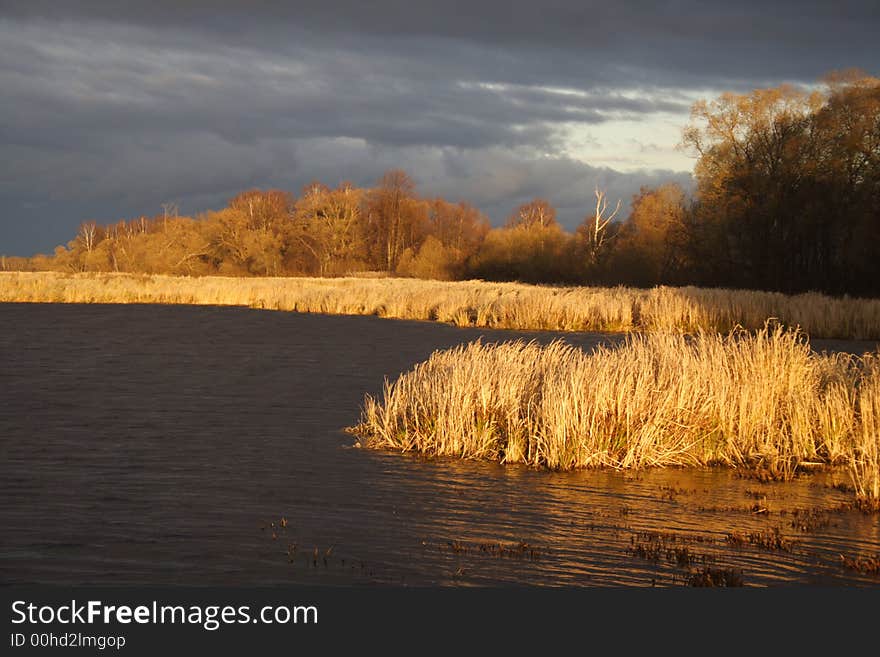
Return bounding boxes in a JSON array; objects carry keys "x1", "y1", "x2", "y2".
[
  {"x1": 851, "y1": 355, "x2": 880, "y2": 505},
  {"x1": 350, "y1": 326, "x2": 880, "y2": 503},
  {"x1": 3, "y1": 271, "x2": 880, "y2": 339},
  {"x1": 4, "y1": 271, "x2": 877, "y2": 501}
]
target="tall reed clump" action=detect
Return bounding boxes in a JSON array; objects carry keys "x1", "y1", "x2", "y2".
[
  {"x1": 350, "y1": 325, "x2": 880, "y2": 506},
  {"x1": 2, "y1": 271, "x2": 880, "y2": 339},
  {"x1": 850, "y1": 355, "x2": 880, "y2": 509}
]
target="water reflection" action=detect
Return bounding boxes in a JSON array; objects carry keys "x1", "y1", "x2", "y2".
[{"x1": 0, "y1": 303, "x2": 877, "y2": 587}]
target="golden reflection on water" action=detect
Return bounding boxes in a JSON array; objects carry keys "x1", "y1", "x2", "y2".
[
  {"x1": 3, "y1": 304, "x2": 877, "y2": 587},
  {"x1": 359, "y1": 453, "x2": 880, "y2": 587}
]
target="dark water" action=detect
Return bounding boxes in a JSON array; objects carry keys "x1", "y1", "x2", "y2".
[{"x1": 1, "y1": 303, "x2": 878, "y2": 587}]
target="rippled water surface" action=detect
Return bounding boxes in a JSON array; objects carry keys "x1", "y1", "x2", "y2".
[{"x1": 1, "y1": 303, "x2": 878, "y2": 587}]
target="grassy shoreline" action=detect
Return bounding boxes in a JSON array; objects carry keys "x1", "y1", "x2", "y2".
[
  {"x1": 3, "y1": 271, "x2": 880, "y2": 339},
  {"x1": 4, "y1": 271, "x2": 877, "y2": 504},
  {"x1": 350, "y1": 327, "x2": 880, "y2": 507}
]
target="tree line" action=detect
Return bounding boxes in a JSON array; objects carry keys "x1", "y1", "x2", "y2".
[{"x1": 5, "y1": 71, "x2": 878, "y2": 296}]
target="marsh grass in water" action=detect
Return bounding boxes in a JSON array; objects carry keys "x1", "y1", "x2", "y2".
[
  {"x1": 838, "y1": 554, "x2": 880, "y2": 576},
  {"x1": 350, "y1": 326, "x2": 880, "y2": 506},
  {"x1": 5, "y1": 272, "x2": 879, "y2": 504},
  {"x1": 687, "y1": 567, "x2": 745, "y2": 587},
  {"x1": 3, "y1": 271, "x2": 880, "y2": 339}
]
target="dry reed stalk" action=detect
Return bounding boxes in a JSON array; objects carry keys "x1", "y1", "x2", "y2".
[
  {"x1": 850, "y1": 356, "x2": 880, "y2": 507},
  {"x1": 2, "y1": 271, "x2": 880, "y2": 339},
  {"x1": 350, "y1": 325, "x2": 880, "y2": 504}
]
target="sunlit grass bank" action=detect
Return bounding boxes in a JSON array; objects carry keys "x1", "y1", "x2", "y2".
[
  {"x1": 350, "y1": 326, "x2": 880, "y2": 506},
  {"x1": 3, "y1": 271, "x2": 880, "y2": 339}
]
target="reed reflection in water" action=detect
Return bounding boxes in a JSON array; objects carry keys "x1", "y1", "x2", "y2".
[{"x1": 0, "y1": 303, "x2": 877, "y2": 586}]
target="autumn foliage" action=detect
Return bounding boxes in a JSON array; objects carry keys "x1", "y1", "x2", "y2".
[{"x1": 4, "y1": 72, "x2": 878, "y2": 297}]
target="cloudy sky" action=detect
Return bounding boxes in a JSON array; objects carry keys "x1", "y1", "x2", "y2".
[{"x1": 2, "y1": 1, "x2": 878, "y2": 255}]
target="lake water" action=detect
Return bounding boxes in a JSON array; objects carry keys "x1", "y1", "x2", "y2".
[{"x1": 1, "y1": 303, "x2": 878, "y2": 587}]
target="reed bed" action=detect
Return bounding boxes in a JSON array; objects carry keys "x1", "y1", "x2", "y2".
[
  {"x1": 3, "y1": 271, "x2": 880, "y2": 339},
  {"x1": 850, "y1": 355, "x2": 880, "y2": 507},
  {"x1": 350, "y1": 326, "x2": 880, "y2": 505}
]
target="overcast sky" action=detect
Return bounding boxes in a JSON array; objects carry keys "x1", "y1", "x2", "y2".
[{"x1": 2, "y1": 1, "x2": 878, "y2": 256}]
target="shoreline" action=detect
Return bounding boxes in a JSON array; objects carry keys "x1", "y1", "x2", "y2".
[{"x1": 3, "y1": 271, "x2": 880, "y2": 340}]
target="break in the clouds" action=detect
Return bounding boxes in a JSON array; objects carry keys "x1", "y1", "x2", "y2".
[{"x1": 1, "y1": 1, "x2": 878, "y2": 255}]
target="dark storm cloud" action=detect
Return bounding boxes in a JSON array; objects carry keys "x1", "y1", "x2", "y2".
[
  {"x1": 0, "y1": 20, "x2": 681, "y2": 152},
  {"x1": 5, "y1": 1, "x2": 878, "y2": 85},
  {"x1": 1, "y1": 1, "x2": 878, "y2": 254}
]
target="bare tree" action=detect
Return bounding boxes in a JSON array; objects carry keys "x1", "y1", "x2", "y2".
[
  {"x1": 365, "y1": 169, "x2": 421, "y2": 272},
  {"x1": 77, "y1": 221, "x2": 99, "y2": 253},
  {"x1": 161, "y1": 202, "x2": 179, "y2": 232},
  {"x1": 586, "y1": 187, "x2": 621, "y2": 266},
  {"x1": 505, "y1": 198, "x2": 557, "y2": 228}
]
